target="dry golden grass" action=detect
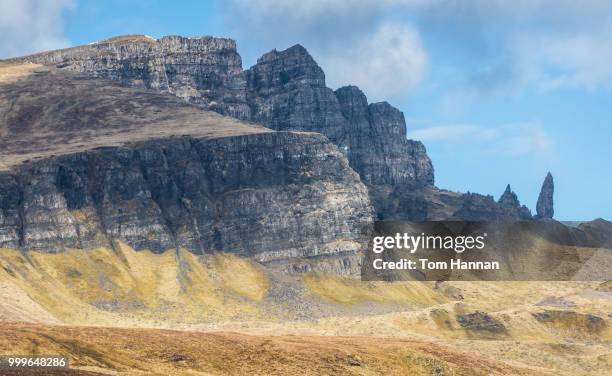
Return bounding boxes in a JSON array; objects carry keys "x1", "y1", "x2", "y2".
[
  {"x1": 0, "y1": 244, "x2": 271, "y2": 326},
  {"x1": 0, "y1": 61, "x2": 41, "y2": 83},
  {"x1": 303, "y1": 272, "x2": 445, "y2": 306},
  {"x1": 0, "y1": 322, "x2": 551, "y2": 376},
  {"x1": 0, "y1": 245, "x2": 610, "y2": 375},
  {"x1": 0, "y1": 63, "x2": 270, "y2": 171},
  {"x1": 210, "y1": 253, "x2": 269, "y2": 301}
]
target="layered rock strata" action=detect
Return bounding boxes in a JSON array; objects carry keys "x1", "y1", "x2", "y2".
[
  {"x1": 14, "y1": 37, "x2": 435, "y2": 215},
  {"x1": 0, "y1": 133, "x2": 372, "y2": 270},
  {"x1": 7, "y1": 35, "x2": 549, "y2": 234},
  {"x1": 0, "y1": 62, "x2": 372, "y2": 273}
]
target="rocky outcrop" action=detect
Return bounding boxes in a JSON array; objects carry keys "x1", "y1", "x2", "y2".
[
  {"x1": 334, "y1": 86, "x2": 434, "y2": 187},
  {"x1": 453, "y1": 186, "x2": 532, "y2": 221},
  {"x1": 14, "y1": 37, "x2": 435, "y2": 218},
  {"x1": 10, "y1": 35, "x2": 544, "y2": 224},
  {"x1": 0, "y1": 130, "x2": 372, "y2": 272},
  {"x1": 454, "y1": 193, "x2": 510, "y2": 221},
  {"x1": 536, "y1": 172, "x2": 554, "y2": 219},
  {"x1": 376, "y1": 185, "x2": 534, "y2": 221},
  {"x1": 497, "y1": 184, "x2": 532, "y2": 219},
  {"x1": 245, "y1": 47, "x2": 433, "y2": 189},
  {"x1": 533, "y1": 310, "x2": 605, "y2": 334},
  {"x1": 456, "y1": 312, "x2": 506, "y2": 333},
  {"x1": 245, "y1": 45, "x2": 347, "y2": 142},
  {"x1": 18, "y1": 35, "x2": 251, "y2": 119}
]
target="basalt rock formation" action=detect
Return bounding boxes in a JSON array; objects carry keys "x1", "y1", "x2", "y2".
[
  {"x1": 18, "y1": 35, "x2": 251, "y2": 120},
  {"x1": 246, "y1": 48, "x2": 434, "y2": 188},
  {"x1": 1, "y1": 34, "x2": 555, "y2": 261},
  {"x1": 0, "y1": 133, "x2": 370, "y2": 266},
  {"x1": 14, "y1": 36, "x2": 437, "y2": 218},
  {"x1": 536, "y1": 172, "x2": 554, "y2": 219},
  {"x1": 0, "y1": 62, "x2": 371, "y2": 273},
  {"x1": 497, "y1": 184, "x2": 532, "y2": 219}
]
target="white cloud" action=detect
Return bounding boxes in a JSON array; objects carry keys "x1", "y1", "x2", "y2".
[
  {"x1": 493, "y1": 123, "x2": 553, "y2": 156},
  {"x1": 0, "y1": 0, "x2": 74, "y2": 58},
  {"x1": 223, "y1": 0, "x2": 612, "y2": 98},
  {"x1": 407, "y1": 124, "x2": 480, "y2": 141},
  {"x1": 514, "y1": 31, "x2": 612, "y2": 91},
  {"x1": 418, "y1": 0, "x2": 612, "y2": 92},
  {"x1": 408, "y1": 122, "x2": 553, "y2": 157},
  {"x1": 222, "y1": 0, "x2": 429, "y2": 101},
  {"x1": 322, "y1": 22, "x2": 427, "y2": 100}
]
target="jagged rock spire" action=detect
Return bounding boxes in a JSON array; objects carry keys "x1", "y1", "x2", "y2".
[
  {"x1": 536, "y1": 172, "x2": 554, "y2": 219},
  {"x1": 496, "y1": 184, "x2": 532, "y2": 219},
  {"x1": 498, "y1": 184, "x2": 520, "y2": 207}
]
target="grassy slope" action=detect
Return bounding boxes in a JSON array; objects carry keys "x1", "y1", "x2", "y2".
[
  {"x1": 0, "y1": 62, "x2": 269, "y2": 170},
  {"x1": 0, "y1": 322, "x2": 549, "y2": 376},
  {"x1": 0, "y1": 244, "x2": 610, "y2": 375}
]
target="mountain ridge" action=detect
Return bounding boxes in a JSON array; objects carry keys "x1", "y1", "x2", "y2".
[
  {"x1": 8, "y1": 34, "x2": 540, "y2": 221},
  {"x1": 0, "y1": 34, "x2": 572, "y2": 269}
]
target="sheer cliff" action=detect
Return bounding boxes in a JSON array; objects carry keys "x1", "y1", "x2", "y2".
[
  {"x1": 14, "y1": 36, "x2": 441, "y2": 216},
  {"x1": 245, "y1": 46, "x2": 434, "y2": 188},
  {"x1": 2, "y1": 34, "x2": 545, "y2": 261},
  {"x1": 16, "y1": 35, "x2": 535, "y2": 221},
  {"x1": 0, "y1": 62, "x2": 372, "y2": 273}
]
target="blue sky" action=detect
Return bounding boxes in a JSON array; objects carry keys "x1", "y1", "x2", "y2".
[{"x1": 1, "y1": 0, "x2": 610, "y2": 220}]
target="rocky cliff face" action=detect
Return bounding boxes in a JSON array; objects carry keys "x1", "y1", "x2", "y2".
[
  {"x1": 0, "y1": 62, "x2": 372, "y2": 274},
  {"x1": 0, "y1": 132, "x2": 371, "y2": 271},
  {"x1": 10, "y1": 35, "x2": 542, "y2": 227},
  {"x1": 497, "y1": 185, "x2": 532, "y2": 219},
  {"x1": 14, "y1": 37, "x2": 435, "y2": 215},
  {"x1": 536, "y1": 172, "x2": 554, "y2": 219},
  {"x1": 245, "y1": 47, "x2": 434, "y2": 188},
  {"x1": 334, "y1": 86, "x2": 434, "y2": 187},
  {"x1": 20, "y1": 35, "x2": 251, "y2": 120}
]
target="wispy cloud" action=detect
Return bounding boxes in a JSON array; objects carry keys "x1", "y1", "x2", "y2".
[
  {"x1": 491, "y1": 123, "x2": 553, "y2": 156},
  {"x1": 322, "y1": 22, "x2": 427, "y2": 99},
  {"x1": 222, "y1": 0, "x2": 612, "y2": 100},
  {"x1": 408, "y1": 122, "x2": 553, "y2": 157},
  {"x1": 221, "y1": 0, "x2": 429, "y2": 101},
  {"x1": 514, "y1": 32, "x2": 612, "y2": 91},
  {"x1": 407, "y1": 124, "x2": 481, "y2": 141},
  {"x1": 416, "y1": 0, "x2": 612, "y2": 93},
  {"x1": 0, "y1": 0, "x2": 74, "y2": 59}
]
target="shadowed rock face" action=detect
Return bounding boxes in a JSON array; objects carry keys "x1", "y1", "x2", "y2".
[
  {"x1": 7, "y1": 34, "x2": 541, "y2": 229},
  {"x1": 536, "y1": 172, "x2": 554, "y2": 219},
  {"x1": 0, "y1": 132, "x2": 372, "y2": 272},
  {"x1": 13, "y1": 38, "x2": 435, "y2": 215},
  {"x1": 334, "y1": 86, "x2": 434, "y2": 187},
  {"x1": 17, "y1": 35, "x2": 251, "y2": 120},
  {"x1": 497, "y1": 184, "x2": 532, "y2": 219},
  {"x1": 246, "y1": 45, "x2": 345, "y2": 139},
  {"x1": 245, "y1": 47, "x2": 434, "y2": 188},
  {"x1": 454, "y1": 193, "x2": 508, "y2": 221},
  {"x1": 454, "y1": 192, "x2": 527, "y2": 221}
]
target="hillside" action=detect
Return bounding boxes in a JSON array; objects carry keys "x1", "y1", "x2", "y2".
[
  {"x1": 0, "y1": 242, "x2": 610, "y2": 375},
  {"x1": 0, "y1": 35, "x2": 610, "y2": 376},
  {"x1": 1, "y1": 322, "x2": 553, "y2": 376},
  {"x1": 0, "y1": 62, "x2": 267, "y2": 171},
  {"x1": 9, "y1": 34, "x2": 541, "y2": 222}
]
